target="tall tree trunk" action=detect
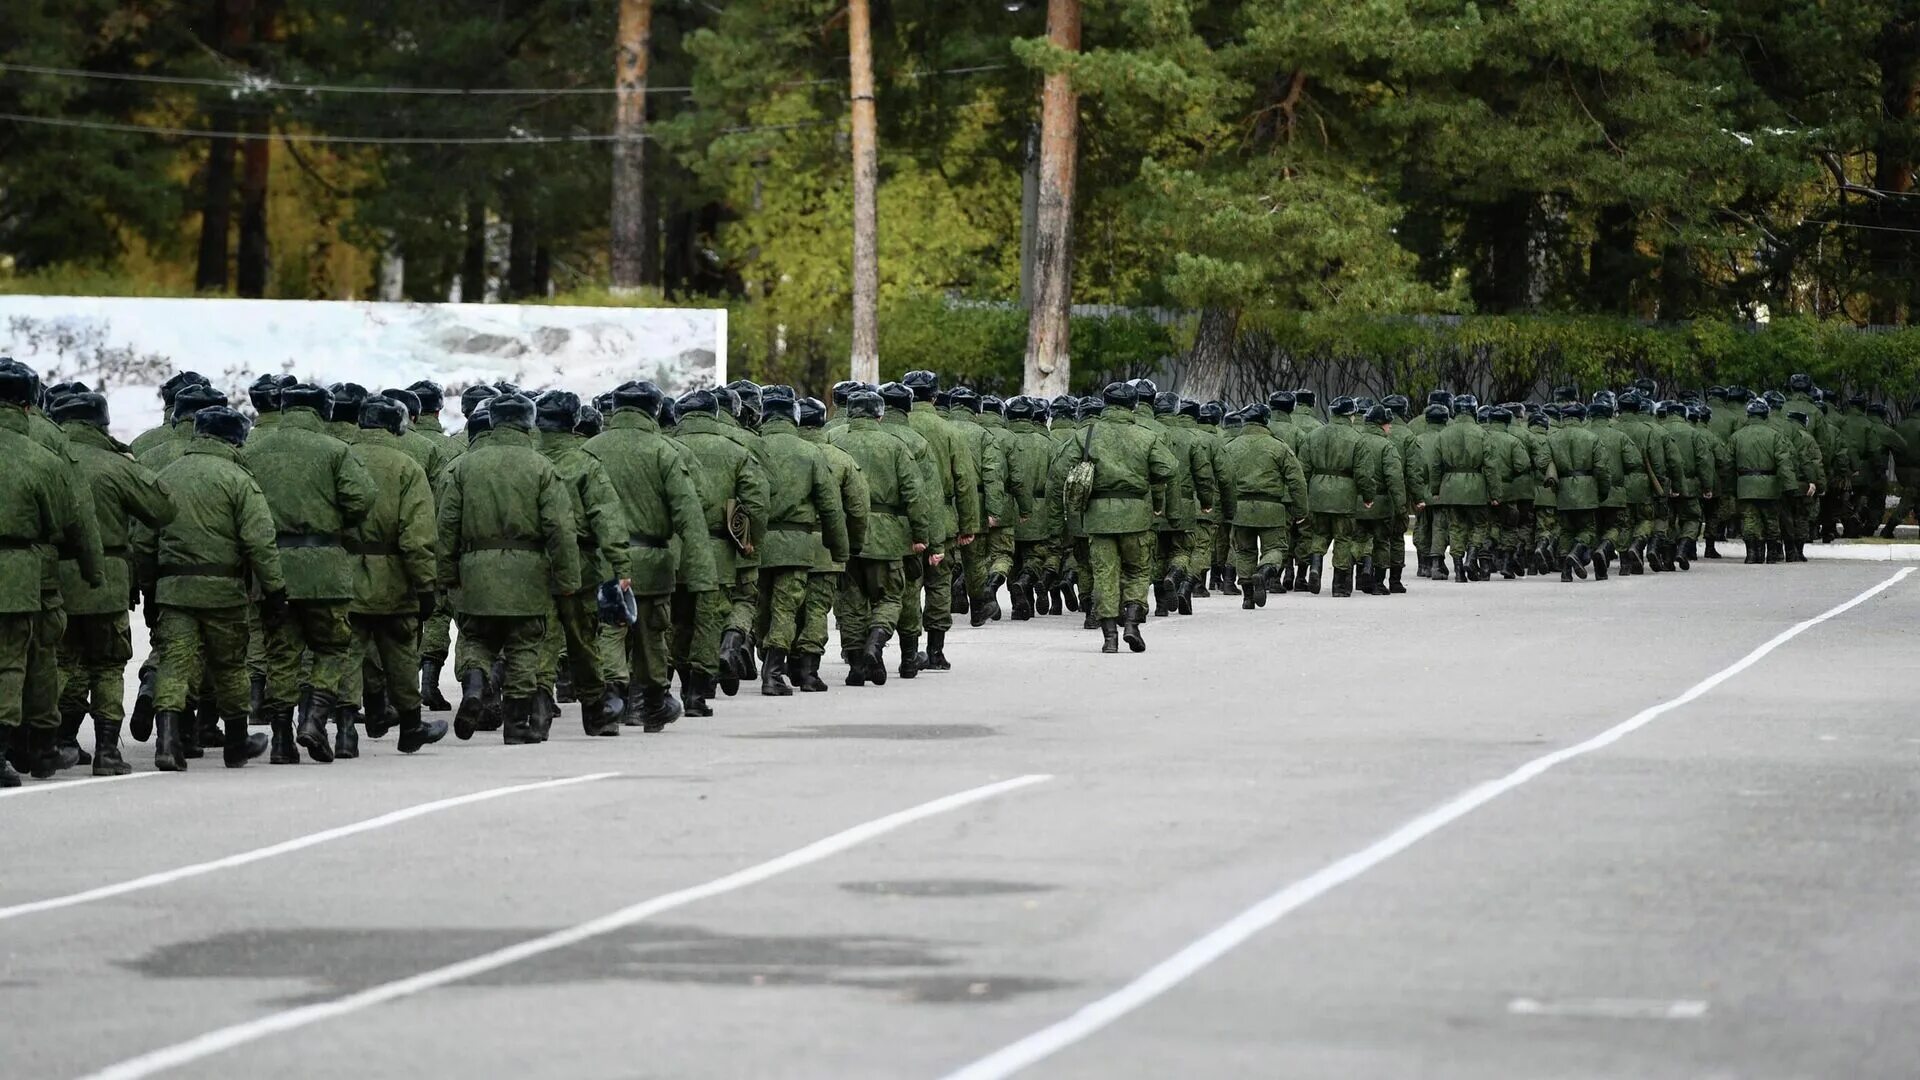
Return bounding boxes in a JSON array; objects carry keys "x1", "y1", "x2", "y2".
[
  {"x1": 194, "y1": 0, "x2": 252, "y2": 293},
  {"x1": 507, "y1": 205, "x2": 537, "y2": 300},
  {"x1": 1587, "y1": 202, "x2": 1636, "y2": 315},
  {"x1": 236, "y1": 122, "x2": 271, "y2": 297},
  {"x1": 1022, "y1": 0, "x2": 1081, "y2": 398},
  {"x1": 1871, "y1": 18, "x2": 1920, "y2": 326},
  {"x1": 639, "y1": 136, "x2": 662, "y2": 288},
  {"x1": 847, "y1": 0, "x2": 881, "y2": 384},
  {"x1": 1179, "y1": 307, "x2": 1242, "y2": 401},
  {"x1": 1019, "y1": 123, "x2": 1040, "y2": 308},
  {"x1": 461, "y1": 196, "x2": 487, "y2": 303},
  {"x1": 610, "y1": 0, "x2": 653, "y2": 291}
]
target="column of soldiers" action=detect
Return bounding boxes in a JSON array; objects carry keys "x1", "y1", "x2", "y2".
[{"x1": 0, "y1": 358, "x2": 1908, "y2": 786}]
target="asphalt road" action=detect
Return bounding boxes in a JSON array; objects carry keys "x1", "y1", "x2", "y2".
[{"x1": 4, "y1": 561, "x2": 1916, "y2": 1080}]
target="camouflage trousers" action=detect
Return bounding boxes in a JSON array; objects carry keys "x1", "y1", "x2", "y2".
[
  {"x1": 1495, "y1": 501, "x2": 1533, "y2": 555},
  {"x1": 1088, "y1": 531, "x2": 1153, "y2": 620},
  {"x1": 1669, "y1": 496, "x2": 1703, "y2": 543},
  {"x1": 264, "y1": 600, "x2": 353, "y2": 708},
  {"x1": 1553, "y1": 509, "x2": 1597, "y2": 555},
  {"x1": 1306, "y1": 512, "x2": 1361, "y2": 571},
  {"x1": 59, "y1": 612, "x2": 133, "y2": 725},
  {"x1": 901, "y1": 548, "x2": 951, "y2": 635},
  {"x1": 1230, "y1": 525, "x2": 1291, "y2": 578},
  {"x1": 1629, "y1": 499, "x2": 1661, "y2": 542},
  {"x1": 1412, "y1": 507, "x2": 1439, "y2": 560},
  {"x1": 1779, "y1": 495, "x2": 1812, "y2": 543},
  {"x1": 756, "y1": 567, "x2": 810, "y2": 652},
  {"x1": 837, "y1": 558, "x2": 905, "y2": 643},
  {"x1": 1190, "y1": 521, "x2": 1218, "y2": 574},
  {"x1": 670, "y1": 587, "x2": 726, "y2": 681},
  {"x1": 1597, "y1": 506, "x2": 1628, "y2": 549},
  {"x1": 1357, "y1": 517, "x2": 1398, "y2": 570},
  {"x1": 796, "y1": 573, "x2": 838, "y2": 658},
  {"x1": 1535, "y1": 507, "x2": 1560, "y2": 554},
  {"x1": 420, "y1": 601, "x2": 453, "y2": 663},
  {"x1": 0, "y1": 613, "x2": 43, "y2": 731},
  {"x1": 154, "y1": 605, "x2": 249, "y2": 719},
  {"x1": 727, "y1": 566, "x2": 758, "y2": 638},
  {"x1": 985, "y1": 526, "x2": 1016, "y2": 579},
  {"x1": 1435, "y1": 505, "x2": 1490, "y2": 558},
  {"x1": 539, "y1": 593, "x2": 606, "y2": 702},
  {"x1": 348, "y1": 612, "x2": 421, "y2": 714},
  {"x1": 1741, "y1": 499, "x2": 1783, "y2": 543},
  {"x1": 457, "y1": 614, "x2": 547, "y2": 700},
  {"x1": 961, "y1": 531, "x2": 994, "y2": 604}
]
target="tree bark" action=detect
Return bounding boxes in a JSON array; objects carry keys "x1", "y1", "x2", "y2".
[
  {"x1": 461, "y1": 196, "x2": 487, "y2": 303},
  {"x1": 1022, "y1": 0, "x2": 1080, "y2": 398},
  {"x1": 1870, "y1": 18, "x2": 1920, "y2": 326},
  {"x1": 1178, "y1": 307, "x2": 1242, "y2": 401},
  {"x1": 235, "y1": 120, "x2": 271, "y2": 297},
  {"x1": 848, "y1": 0, "x2": 881, "y2": 384},
  {"x1": 194, "y1": 0, "x2": 252, "y2": 293},
  {"x1": 507, "y1": 205, "x2": 537, "y2": 301},
  {"x1": 610, "y1": 0, "x2": 653, "y2": 291}
]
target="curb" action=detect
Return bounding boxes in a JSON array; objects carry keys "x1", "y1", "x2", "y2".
[{"x1": 1402, "y1": 538, "x2": 1920, "y2": 563}]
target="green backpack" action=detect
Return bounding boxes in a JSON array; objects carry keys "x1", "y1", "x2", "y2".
[{"x1": 1063, "y1": 423, "x2": 1097, "y2": 514}]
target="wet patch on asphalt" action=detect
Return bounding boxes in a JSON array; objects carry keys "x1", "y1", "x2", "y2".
[{"x1": 122, "y1": 924, "x2": 1069, "y2": 1005}]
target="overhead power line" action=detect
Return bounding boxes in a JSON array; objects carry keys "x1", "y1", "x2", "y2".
[
  {"x1": 0, "y1": 112, "x2": 829, "y2": 145},
  {"x1": 0, "y1": 60, "x2": 1009, "y2": 98}
]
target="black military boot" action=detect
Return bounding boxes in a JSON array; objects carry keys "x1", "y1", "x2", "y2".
[
  {"x1": 1571, "y1": 543, "x2": 1591, "y2": 580},
  {"x1": 1190, "y1": 568, "x2": 1210, "y2": 599},
  {"x1": 1704, "y1": 537, "x2": 1722, "y2": 559},
  {"x1": 717, "y1": 629, "x2": 748, "y2": 697},
  {"x1": 1681, "y1": 537, "x2": 1699, "y2": 564},
  {"x1": 55, "y1": 707, "x2": 90, "y2": 770},
  {"x1": 739, "y1": 641, "x2": 760, "y2": 681},
  {"x1": 297, "y1": 691, "x2": 335, "y2": 764},
  {"x1": 0, "y1": 742, "x2": 19, "y2": 788},
  {"x1": 419, "y1": 657, "x2": 453, "y2": 712},
  {"x1": 1592, "y1": 546, "x2": 1610, "y2": 580},
  {"x1": 1497, "y1": 549, "x2": 1516, "y2": 580},
  {"x1": 454, "y1": 668, "x2": 487, "y2": 740},
  {"x1": 153, "y1": 710, "x2": 186, "y2": 772},
  {"x1": 1082, "y1": 604, "x2": 1099, "y2": 630},
  {"x1": 531, "y1": 687, "x2": 559, "y2": 742},
  {"x1": 1416, "y1": 555, "x2": 1432, "y2": 579},
  {"x1": 1100, "y1": 619, "x2": 1120, "y2": 653},
  {"x1": 1741, "y1": 537, "x2": 1760, "y2": 564},
  {"x1": 1241, "y1": 568, "x2": 1260, "y2": 609},
  {"x1": 1331, "y1": 565, "x2": 1354, "y2": 598},
  {"x1": 950, "y1": 576, "x2": 970, "y2": 615},
  {"x1": 479, "y1": 661, "x2": 507, "y2": 731},
  {"x1": 502, "y1": 697, "x2": 537, "y2": 745},
  {"x1": 1176, "y1": 570, "x2": 1194, "y2": 615},
  {"x1": 91, "y1": 718, "x2": 132, "y2": 776},
  {"x1": 397, "y1": 707, "x2": 449, "y2": 753},
  {"x1": 639, "y1": 685, "x2": 683, "y2": 732},
  {"x1": 602, "y1": 680, "x2": 628, "y2": 728},
  {"x1": 1561, "y1": 555, "x2": 1576, "y2": 582},
  {"x1": 1766, "y1": 540, "x2": 1784, "y2": 564},
  {"x1": 23, "y1": 726, "x2": 58, "y2": 781},
  {"x1": 129, "y1": 667, "x2": 156, "y2": 743},
  {"x1": 897, "y1": 633, "x2": 919, "y2": 680},
  {"x1": 682, "y1": 670, "x2": 715, "y2": 716},
  {"x1": 985, "y1": 573, "x2": 1006, "y2": 622},
  {"x1": 1879, "y1": 522, "x2": 1899, "y2": 539},
  {"x1": 1219, "y1": 565, "x2": 1241, "y2": 596},
  {"x1": 1356, "y1": 558, "x2": 1375, "y2": 595},
  {"x1": 268, "y1": 705, "x2": 299, "y2": 764},
  {"x1": 555, "y1": 668, "x2": 576, "y2": 704},
  {"x1": 1370, "y1": 566, "x2": 1392, "y2": 596},
  {"x1": 1120, "y1": 601, "x2": 1147, "y2": 653},
  {"x1": 223, "y1": 713, "x2": 269, "y2": 769},
  {"x1": 363, "y1": 687, "x2": 398, "y2": 739},
  {"x1": 1152, "y1": 575, "x2": 1173, "y2": 618},
  {"x1": 843, "y1": 648, "x2": 869, "y2": 688},
  {"x1": 761, "y1": 648, "x2": 794, "y2": 696},
  {"x1": 333, "y1": 704, "x2": 362, "y2": 759},
  {"x1": 863, "y1": 627, "x2": 892, "y2": 686},
  {"x1": 1254, "y1": 566, "x2": 1273, "y2": 608},
  {"x1": 1452, "y1": 555, "x2": 1468, "y2": 583},
  {"x1": 1388, "y1": 564, "x2": 1407, "y2": 594},
  {"x1": 923, "y1": 628, "x2": 951, "y2": 671},
  {"x1": 1305, "y1": 555, "x2": 1324, "y2": 595},
  {"x1": 796, "y1": 653, "x2": 829, "y2": 693},
  {"x1": 1014, "y1": 573, "x2": 1038, "y2": 620},
  {"x1": 180, "y1": 697, "x2": 210, "y2": 758},
  {"x1": 249, "y1": 672, "x2": 266, "y2": 725},
  {"x1": 1788, "y1": 541, "x2": 1807, "y2": 563}
]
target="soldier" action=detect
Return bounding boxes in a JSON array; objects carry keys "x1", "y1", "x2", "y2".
[
  {"x1": 1218, "y1": 402, "x2": 1309, "y2": 608},
  {"x1": 1526, "y1": 410, "x2": 1559, "y2": 572},
  {"x1": 413, "y1": 381, "x2": 464, "y2": 713},
  {"x1": 129, "y1": 371, "x2": 211, "y2": 459},
  {"x1": 1002, "y1": 397, "x2": 1054, "y2": 619},
  {"x1": 1149, "y1": 391, "x2": 1218, "y2": 615},
  {"x1": 1546, "y1": 402, "x2": 1612, "y2": 581},
  {"x1": 341, "y1": 396, "x2": 447, "y2": 757},
  {"x1": 753, "y1": 387, "x2": 850, "y2": 696},
  {"x1": 1079, "y1": 382, "x2": 1176, "y2": 653},
  {"x1": 242, "y1": 383, "x2": 375, "y2": 763},
  {"x1": 827, "y1": 389, "x2": 933, "y2": 684},
  {"x1": 1858, "y1": 402, "x2": 1903, "y2": 538},
  {"x1": 1430, "y1": 395, "x2": 1497, "y2": 583},
  {"x1": 1481, "y1": 405, "x2": 1532, "y2": 579},
  {"x1": 148, "y1": 407, "x2": 282, "y2": 771},
  {"x1": 0, "y1": 369, "x2": 102, "y2": 784},
  {"x1": 675, "y1": 388, "x2": 770, "y2": 700},
  {"x1": 439, "y1": 393, "x2": 582, "y2": 743},
  {"x1": 1041, "y1": 394, "x2": 1085, "y2": 612},
  {"x1": 1588, "y1": 397, "x2": 1640, "y2": 575},
  {"x1": 1887, "y1": 398, "x2": 1920, "y2": 534},
  {"x1": 1356, "y1": 404, "x2": 1406, "y2": 595},
  {"x1": 51, "y1": 392, "x2": 174, "y2": 775},
  {"x1": 533, "y1": 391, "x2": 632, "y2": 736},
  {"x1": 1691, "y1": 403, "x2": 1732, "y2": 559},
  {"x1": 585, "y1": 382, "x2": 713, "y2": 725},
  {"x1": 1657, "y1": 400, "x2": 1703, "y2": 568},
  {"x1": 1614, "y1": 392, "x2": 1672, "y2": 574},
  {"x1": 793, "y1": 396, "x2": 868, "y2": 691},
  {"x1": 1730, "y1": 397, "x2": 1804, "y2": 563},
  {"x1": 1410, "y1": 399, "x2": 1450, "y2": 579},
  {"x1": 1782, "y1": 409, "x2": 1825, "y2": 563},
  {"x1": 944, "y1": 385, "x2": 1004, "y2": 624},
  {"x1": 1298, "y1": 398, "x2": 1378, "y2": 597},
  {"x1": 1265, "y1": 391, "x2": 1311, "y2": 589}
]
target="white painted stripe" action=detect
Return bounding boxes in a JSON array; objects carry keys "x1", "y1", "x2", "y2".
[
  {"x1": 942, "y1": 568, "x2": 1912, "y2": 1080},
  {"x1": 0, "y1": 772, "x2": 617, "y2": 923},
  {"x1": 1508, "y1": 997, "x2": 1709, "y2": 1020},
  {"x1": 79, "y1": 772, "x2": 1053, "y2": 1080},
  {"x1": 0, "y1": 771, "x2": 162, "y2": 799}
]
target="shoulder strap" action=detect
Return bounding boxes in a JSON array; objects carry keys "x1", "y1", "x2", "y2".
[{"x1": 1080, "y1": 422, "x2": 1096, "y2": 463}]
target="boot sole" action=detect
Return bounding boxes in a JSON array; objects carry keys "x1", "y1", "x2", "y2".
[{"x1": 297, "y1": 733, "x2": 335, "y2": 764}]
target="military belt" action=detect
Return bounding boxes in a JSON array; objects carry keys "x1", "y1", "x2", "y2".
[
  {"x1": 101, "y1": 544, "x2": 132, "y2": 557},
  {"x1": 159, "y1": 562, "x2": 243, "y2": 579},
  {"x1": 1739, "y1": 468, "x2": 1773, "y2": 476},
  {"x1": 1564, "y1": 469, "x2": 1594, "y2": 477},
  {"x1": 770, "y1": 522, "x2": 820, "y2": 533},
  {"x1": 1315, "y1": 468, "x2": 1353, "y2": 478},
  {"x1": 0, "y1": 537, "x2": 40, "y2": 550},
  {"x1": 1237, "y1": 493, "x2": 1287, "y2": 503},
  {"x1": 471, "y1": 538, "x2": 545, "y2": 552},
  {"x1": 276, "y1": 532, "x2": 342, "y2": 549},
  {"x1": 627, "y1": 533, "x2": 668, "y2": 549},
  {"x1": 344, "y1": 539, "x2": 402, "y2": 557},
  {"x1": 870, "y1": 501, "x2": 907, "y2": 517}
]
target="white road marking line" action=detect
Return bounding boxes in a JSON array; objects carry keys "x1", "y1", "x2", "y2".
[
  {"x1": 942, "y1": 568, "x2": 1912, "y2": 1080},
  {"x1": 78, "y1": 772, "x2": 1053, "y2": 1080},
  {"x1": 0, "y1": 772, "x2": 618, "y2": 923},
  {"x1": 1508, "y1": 997, "x2": 1709, "y2": 1020},
  {"x1": 0, "y1": 771, "x2": 162, "y2": 799}
]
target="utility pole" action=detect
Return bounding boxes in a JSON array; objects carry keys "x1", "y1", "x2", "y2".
[
  {"x1": 848, "y1": 0, "x2": 881, "y2": 383},
  {"x1": 1022, "y1": 0, "x2": 1079, "y2": 397}
]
